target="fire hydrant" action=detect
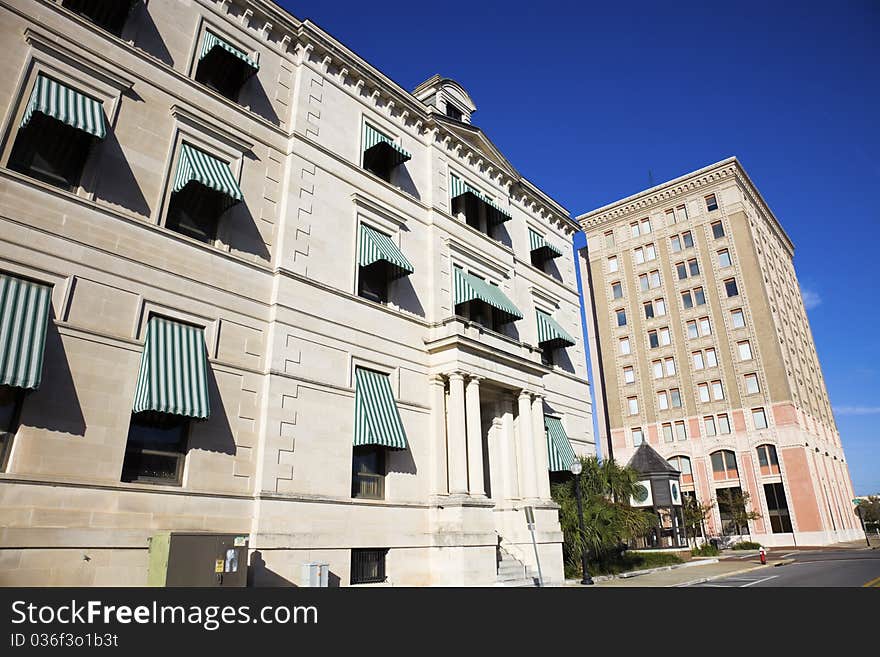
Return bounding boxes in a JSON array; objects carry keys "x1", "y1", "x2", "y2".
[{"x1": 759, "y1": 547, "x2": 766, "y2": 565}]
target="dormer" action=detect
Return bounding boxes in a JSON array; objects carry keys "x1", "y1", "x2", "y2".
[{"x1": 413, "y1": 75, "x2": 476, "y2": 124}]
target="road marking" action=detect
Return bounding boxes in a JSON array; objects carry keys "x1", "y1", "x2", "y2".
[
  {"x1": 781, "y1": 552, "x2": 799, "y2": 558},
  {"x1": 740, "y1": 575, "x2": 777, "y2": 587},
  {"x1": 863, "y1": 575, "x2": 880, "y2": 588}
]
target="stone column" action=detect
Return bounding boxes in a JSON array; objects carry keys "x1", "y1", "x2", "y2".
[
  {"x1": 517, "y1": 390, "x2": 538, "y2": 501},
  {"x1": 532, "y1": 394, "x2": 551, "y2": 500},
  {"x1": 447, "y1": 372, "x2": 468, "y2": 495},
  {"x1": 465, "y1": 375, "x2": 485, "y2": 497},
  {"x1": 500, "y1": 396, "x2": 518, "y2": 500},
  {"x1": 429, "y1": 374, "x2": 448, "y2": 496}
]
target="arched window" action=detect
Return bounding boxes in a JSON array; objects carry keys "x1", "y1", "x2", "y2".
[
  {"x1": 756, "y1": 444, "x2": 780, "y2": 476},
  {"x1": 668, "y1": 455, "x2": 693, "y2": 485},
  {"x1": 710, "y1": 450, "x2": 738, "y2": 481}
]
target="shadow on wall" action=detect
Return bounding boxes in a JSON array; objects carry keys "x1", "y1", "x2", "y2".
[
  {"x1": 387, "y1": 446, "x2": 417, "y2": 476},
  {"x1": 241, "y1": 76, "x2": 280, "y2": 126},
  {"x1": 127, "y1": 3, "x2": 174, "y2": 66},
  {"x1": 221, "y1": 165, "x2": 271, "y2": 262},
  {"x1": 393, "y1": 276, "x2": 425, "y2": 318},
  {"x1": 23, "y1": 319, "x2": 86, "y2": 437},
  {"x1": 248, "y1": 551, "x2": 342, "y2": 588},
  {"x1": 392, "y1": 163, "x2": 420, "y2": 201},
  {"x1": 492, "y1": 221, "x2": 513, "y2": 249},
  {"x1": 543, "y1": 257, "x2": 563, "y2": 283},
  {"x1": 555, "y1": 345, "x2": 576, "y2": 375},
  {"x1": 186, "y1": 366, "x2": 236, "y2": 456}
]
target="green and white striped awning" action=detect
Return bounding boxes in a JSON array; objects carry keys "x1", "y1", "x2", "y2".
[
  {"x1": 363, "y1": 124, "x2": 411, "y2": 168},
  {"x1": 132, "y1": 317, "x2": 211, "y2": 419},
  {"x1": 528, "y1": 228, "x2": 563, "y2": 259},
  {"x1": 453, "y1": 268, "x2": 522, "y2": 323},
  {"x1": 0, "y1": 274, "x2": 52, "y2": 390},
  {"x1": 536, "y1": 309, "x2": 576, "y2": 348},
  {"x1": 545, "y1": 416, "x2": 577, "y2": 472},
  {"x1": 449, "y1": 174, "x2": 511, "y2": 225},
  {"x1": 353, "y1": 368, "x2": 408, "y2": 449},
  {"x1": 201, "y1": 30, "x2": 259, "y2": 75},
  {"x1": 21, "y1": 74, "x2": 106, "y2": 139},
  {"x1": 172, "y1": 144, "x2": 243, "y2": 204},
  {"x1": 359, "y1": 224, "x2": 414, "y2": 280}
]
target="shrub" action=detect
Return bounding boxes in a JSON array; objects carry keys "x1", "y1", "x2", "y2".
[
  {"x1": 691, "y1": 543, "x2": 720, "y2": 557},
  {"x1": 731, "y1": 541, "x2": 762, "y2": 550}
]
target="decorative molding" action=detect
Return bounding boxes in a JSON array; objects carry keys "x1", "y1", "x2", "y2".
[{"x1": 170, "y1": 104, "x2": 254, "y2": 153}]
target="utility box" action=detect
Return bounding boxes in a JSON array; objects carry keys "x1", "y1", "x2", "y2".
[
  {"x1": 301, "y1": 562, "x2": 330, "y2": 587},
  {"x1": 148, "y1": 532, "x2": 249, "y2": 587}
]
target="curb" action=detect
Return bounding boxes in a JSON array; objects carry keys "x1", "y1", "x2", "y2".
[
  {"x1": 673, "y1": 559, "x2": 794, "y2": 587},
  {"x1": 565, "y1": 558, "x2": 720, "y2": 585}
]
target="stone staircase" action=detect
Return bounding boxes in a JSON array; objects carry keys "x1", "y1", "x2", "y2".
[{"x1": 495, "y1": 545, "x2": 539, "y2": 587}]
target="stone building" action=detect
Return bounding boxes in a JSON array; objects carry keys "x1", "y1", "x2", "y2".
[
  {"x1": 577, "y1": 157, "x2": 860, "y2": 547},
  {"x1": 0, "y1": 0, "x2": 593, "y2": 585}
]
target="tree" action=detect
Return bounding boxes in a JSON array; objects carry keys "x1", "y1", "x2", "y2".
[
  {"x1": 551, "y1": 456, "x2": 657, "y2": 576},
  {"x1": 682, "y1": 495, "x2": 715, "y2": 547},
  {"x1": 716, "y1": 488, "x2": 761, "y2": 540},
  {"x1": 857, "y1": 496, "x2": 880, "y2": 534}
]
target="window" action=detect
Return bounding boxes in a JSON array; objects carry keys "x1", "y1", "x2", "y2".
[
  {"x1": 688, "y1": 259, "x2": 700, "y2": 277},
  {"x1": 756, "y1": 444, "x2": 781, "y2": 476},
  {"x1": 658, "y1": 391, "x2": 669, "y2": 410},
  {"x1": 681, "y1": 290, "x2": 693, "y2": 309},
  {"x1": 698, "y1": 383, "x2": 710, "y2": 402},
  {"x1": 616, "y1": 308, "x2": 627, "y2": 327},
  {"x1": 62, "y1": 0, "x2": 132, "y2": 36},
  {"x1": 352, "y1": 445, "x2": 386, "y2": 499},
  {"x1": 738, "y1": 341, "x2": 753, "y2": 360},
  {"x1": 682, "y1": 231, "x2": 694, "y2": 249},
  {"x1": 676, "y1": 262, "x2": 688, "y2": 280},
  {"x1": 711, "y1": 450, "x2": 738, "y2": 481},
  {"x1": 639, "y1": 273, "x2": 649, "y2": 292},
  {"x1": 704, "y1": 415, "x2": 717, "y2": 437},
  {"x1": 9, "y1": 76, "x2": 104, "y2": 192},
  {"x1": 662, "y1": 423, "x2": 674, "y2": 442},
  {"x1": 675, "y1": 421, "x2": 687, "y2": 441},
  {"x1": 699, "y1": 317, "x2": 711, "y2": 336},
  {"x1": 630, "y1": 222, "x2": 640, "y2": 238},
  {"x1": 645, "y1": 243, "x2": 656, "y2": 261},
  {"x1": 632, "y1": 427, "x2": 644, "y2": 446},
  {"x1": 665, "y1": 208, "x2": 676, "y2": 225},
  {"x1": 605, "y1": 231, "x2": 615, "y2": 248},
  {"x1": 358, "y1": 263, "x2": 390, "y2": 304},
  {"x1": 608, "y1": 256, "x2": 619, "y2": 273},
  {"x1": 641, "y1": 218, "x2": 652, "y2": 234},
  {"x1": 644, "y1": 301, "x2": 654, "y2": 319},
  {"x1": 634, "y1": 247, "x2": 645, "y2": 265},
  {"x1": 659, "y1": 327, "x2": 671, "y2": 346},
  {"x1": 705, "y1": 348, "x2": 717, "y2": 367},
  {"x1": 724, "y1": 278, "x2": 739, "y2": 297},
  {"x1": 669, "y1": 455, "x2": 693, "y2": 484},
  {"x1": 654, "y1": 298, "x2": 666, "y2": 316},
  {"x1": 687, "y1": 320, "x2": 698, "y2": 339},
  {"x1": 752, "y1": 407, "x2": 768, "y2": 430},
  {"x1": 0, "y1": 387, "x2": 25, "y2": 471},
  {"x1": 693, "y1": 287, "x2": 706, "y2": 306},
  {"x1": 649, "y1": 330, "x2": 659, "y2": 349},
  {"x1": 195, "y1": 31, "x2": 260, "y2": 103},
  {"x1": 718, "y1": 249, "x2": 732, "y2": 268},
  {"x1": 670, "y1": 235, "x2": 682, "y2": 253},
  {"x1": 627, "y1": 397, "x2": 639, "y2": 415},
  {"x1": 652, "y1": 360, "x2": 663, "y2": 379},
  {"x1": 692, "y1": 351, "x2": 704, "y2": 370},
  {"x1": 619, "y1": 337, "x2": 631, "y2": 355},
  {"x1": 711, "y1": 220, "x2": 725, "y2": 238},
  {"x1": 445, "y1": 104, "x2": 463, "y2": 121},
  {"x1": 764, "y1": 482, "x2": 793, "y2": 533},
  {"x1": 649, "y1": 270, "x2": 661, "y2": 288},
  {"x1": 670, "y1": 388, "x2": 682, "y2": 408},
  {"x1": 711, "y1": 380, "x2": 724, "y2": 400},
  {"x1": 664, "y1": 358, "x2": 676, "y2": 376},
  {"x1": 718, "y1": 413, "x2": 731, "y2": 434},
  {"x1": 612, "y1": 281, "x2": 623, "y2": 299},
  {"x1": 705, "y1": 194, "x2": 718, "y2": 212},
  {"x1": 351, "y1": 548, "x2": 387, "y2": 584},
  {"x1": 623, "y1": 366, "x2": 635, "y2": 384},
  {"x1": 717, "y1": 487, "x2": 747, "y2": 535},
  {"x1": 121, "y1": 412, "x2": 189, "y2": 485}
]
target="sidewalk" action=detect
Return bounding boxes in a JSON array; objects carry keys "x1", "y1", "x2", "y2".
[{"x1": 592, "y1": 557, "x2": 780, "y2": 587}]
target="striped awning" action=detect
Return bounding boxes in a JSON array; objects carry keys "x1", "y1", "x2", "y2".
[
  {"x1": 0, "y1": 274, "x2": 52, "y2": 390},
  {"x1": 132, "y1": 317, "x2": 211, "y2": 419},
  {"x1": 21, "y1": 75, "x2": 106, "y2": 139},
  {"x1": 528, "y1": 228, "x2": 563, "y2": 259},
  {"x1": 453, "y1": 268, "x2": 522, "y2": 323},
  {"x1": 363, "y1": 124, "x2": 411, "y2": 168},
  {"x1": 353, "y1": 368, "x2": 408, "y2": 449},
  {"x1": 545, "y1": 416, "x2": 577, "y2": 472},
  {"x1": 172, "y1": 144, "x2": 243, "y2": 204},
  {"x1": 536, "y1": 310, "x2": 576, "y2": 348},
  {"x1": 449, "y1": 174, "x2": 511, "y2": 225},
  {"x1": 359, "y1": 224, "x2": 413, "y2": 280},
  {"x1": 201, "y1": 30, "x2": 259, "y2": 75}
]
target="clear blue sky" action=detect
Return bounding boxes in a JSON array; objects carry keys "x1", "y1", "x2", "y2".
[{"x1": 280, "y1": 1, "x2": 880, "y2": 494}]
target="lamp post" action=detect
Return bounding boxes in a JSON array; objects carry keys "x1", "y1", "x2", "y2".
[{"x1": 569, "y1": 460, "x2": 594, "y2": 585}]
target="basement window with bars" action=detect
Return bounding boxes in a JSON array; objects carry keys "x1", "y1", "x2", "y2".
[
  {"x1": 351, "y1": 548, "x2": 387, "y2": 584},
  {"x1": 351, "y1": 445, "x2": 386, "y2": 499},
  {"x1": 194, "y1": 31, "x2": 259, "y2": 103},
  {"x1": 62, "y1": 0, "x2": 138, "y2": 37}
]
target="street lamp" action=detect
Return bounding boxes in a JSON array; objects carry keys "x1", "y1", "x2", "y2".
[{"x1": 569, "y1": 459, "x2": 594, "y2": 585}]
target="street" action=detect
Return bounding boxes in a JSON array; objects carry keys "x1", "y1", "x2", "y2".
[{"x1": 684, "y1": 548, "x2": 880, "y2": 587}]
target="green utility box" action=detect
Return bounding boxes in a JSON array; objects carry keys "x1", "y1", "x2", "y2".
[{"x1": 147, "y1": 532, "x2": 249, "y2": 587}]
